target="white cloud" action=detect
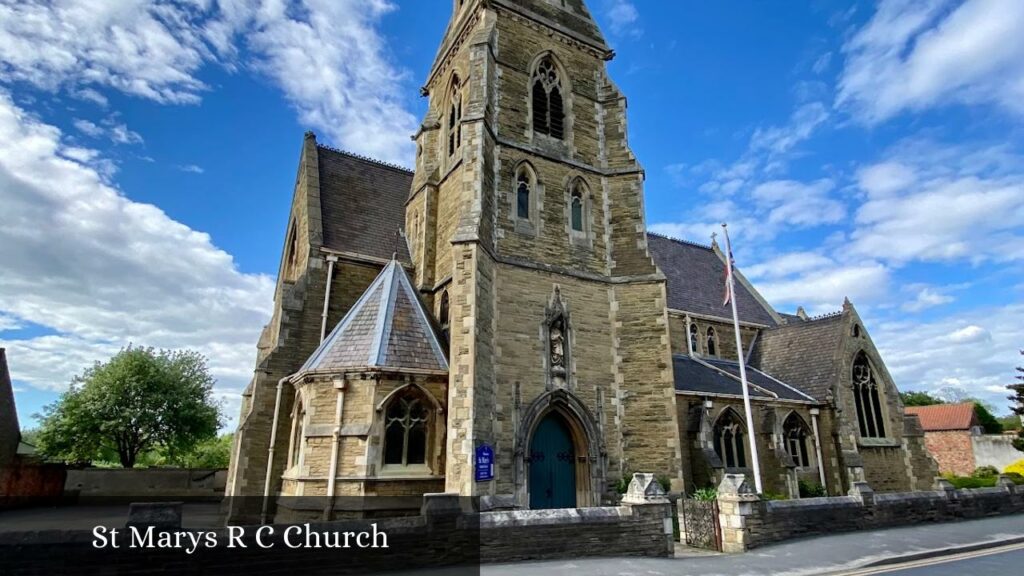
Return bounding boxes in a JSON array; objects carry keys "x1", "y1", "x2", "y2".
[
  {"x1": 812, "y1": 51, "x2": 833, "y2": 74},
  {"x1": 0, "y1": 93, "x2": 273, "y2": 429},
  {"x1": 604, "y1": 1, "x2": 642, "y2": 38},
  {"x1": 0, "y1": 313, "x2": 21, "y2": 332},
  {"x1": 755, "y1": 261, "x2": 892, "y2": 312},
  {"x1": 177, "y1": 164, "x2": 205, "y2": 174},
  {"x1": 751, "y1": 178, "x2": 845, "y2": 227},
  {"x1": 902, "y1": 286, "x2": 954, "y2": 313},
  {"x1": 873, "y1": 304, "x2": 1024, "y2": 412},
  {"x1": 851, "y1": 140, "x2": 1024, "y2": 264},
  {"x1": 838, "y1": 0, "x2": 1024, "y2": 123},
  {"x1": 0, "y1": 0, "x2": 417, "y2": 164},
  {"x1": 750, "y1": 102, "x2": 830, "y2": 157},
  {"x1": 743, "y1": 252, "x2": 836, "y2": 281},
  {"x1": 73, "y1": 117, "x2": 143, "y2": 145}
]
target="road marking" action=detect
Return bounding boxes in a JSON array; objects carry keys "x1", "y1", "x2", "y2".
[{"x1": 830, "y1": 542, "x2": 1024, "y2": 575}]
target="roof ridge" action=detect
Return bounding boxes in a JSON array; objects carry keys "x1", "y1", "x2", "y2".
[
  {"x1": 646, "y1": 230, "x2": 713, "y2": 251},
  {"x1": 807, "y1": 310, "x2": 843, "y2": 321},
  {"x1": 316, "y1": 144, "x2": 414, "y2": 175}
]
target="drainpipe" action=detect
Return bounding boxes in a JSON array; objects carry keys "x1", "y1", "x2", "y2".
[
  {"x1": 320, "y1": 255, "x2": 339, "y2": 342},
  {"x1": 261, "y1": 377, "x2": 289, "y2": 524},
  {"x1": 810, "y1": 408, "x2": 827, "y2": 489},
  {"x1": 324, "y1": 378, "x2": 347, "y2": 520}
]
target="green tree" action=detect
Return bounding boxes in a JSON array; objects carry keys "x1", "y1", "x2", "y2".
[
  {"x1": 1008, "y1": 350, "x2": 1024, "y2": 451},
  {"x1": 899, "y1": 391, "x2": 946, "y2": 406},
  {"x1": 36, "y1": 347, "x2": 222, "y2": 468},
  {"x1": 971, "y1": 401, "x2": 1003, "y2": 435},
  {"x1": 173, "y1": 434, "x2": 233, "y2": 469}
]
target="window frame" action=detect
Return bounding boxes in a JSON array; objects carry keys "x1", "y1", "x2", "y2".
[
  {"x1": 782, "y1": 413, "x2": 812, "y2": 469},
  {"x1": 380, "y1": 388, "x2": 435, "y2": 475},
  {"x1": 851, "y1": 352, "x2": 887, "y2": 439},
  {"x1": 706, "y1": 326, "x2": 718, "y2": 357},
  {"x1": 529, "y1": 54, "x2": 568, "y2": 142},
  {"x1": 713, "y1": 409, "x2": 748, "y2": 469}
]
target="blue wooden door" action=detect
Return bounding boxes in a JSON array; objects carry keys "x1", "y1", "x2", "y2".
[{"x1": 529, "y1": 414, "x2": 577, "y2": 509}]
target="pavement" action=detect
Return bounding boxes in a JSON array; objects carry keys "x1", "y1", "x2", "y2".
[{"x1": 481, "y1": 514, "x2": 1024, "y2": 576}]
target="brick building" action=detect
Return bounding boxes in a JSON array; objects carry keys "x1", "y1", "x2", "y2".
[
  {"x1": 225, "y1": 0, "x2": 937, "y2": 522},
  {"x1": 904, "y1": 403, "x2": 1021, "y2": 476}
]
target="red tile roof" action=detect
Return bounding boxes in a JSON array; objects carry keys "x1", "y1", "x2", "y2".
[{"x1": 905, "y1": 403, "x2": 979, "y2": 432}]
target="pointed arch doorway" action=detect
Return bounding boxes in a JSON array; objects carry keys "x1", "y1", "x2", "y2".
[{"x1": 528, "y1": 412, "x2": 577, "y2": 509}]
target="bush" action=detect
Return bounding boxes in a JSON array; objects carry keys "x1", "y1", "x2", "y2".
[
  {"x1": 1005, "y1": 459, "x2": 1024, "y2": 476},
  {"x1": 972, "y1": 465, "x2": 1000, "y2": 478},
  {"x1": 691, "y1": 487, "x2": 717, "y2": 501},
  {"x1": 1004, "y1": 472, "x2": 1024, "y2": 485},
  {"x1": 798, "y1": 479, "x2": 827, "y2": 498},
  {"x1": 761, "y1": 491, "x2": 788, "y2": 501},
  {"x1": 944, "y1": 475, "x2": 997, "y2": 489}
]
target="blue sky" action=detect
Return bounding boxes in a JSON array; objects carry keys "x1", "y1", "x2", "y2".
[{"x1": 1, "y1": 0, "x2": 1022, "y2": 430}]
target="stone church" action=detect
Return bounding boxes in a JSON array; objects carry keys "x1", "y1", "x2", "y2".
[{"x1": 225, "y1": 0, "x2": 936, "y2": 522}]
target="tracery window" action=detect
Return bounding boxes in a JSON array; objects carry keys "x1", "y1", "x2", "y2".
[
  {"x1": 706, "y1": 327, "x2": 718, "y2": 357},
  {"x1": 516, "y1": 165, "x2": 533, "y2": 220},
  {"x1": 852, "y1": 352, "x2": 886, "y2": 438},
  {"x1": 439, "y1": 290, "x2": 450, "y2": 344},
  {"x1": 383, "y1": 390, "x2": 429, "y2": 467},
  {"x1": 290, "y1": 403, "x2": 306, "y2": 468},
  {"x1": 532, "y1": 56, "x2": 565, "y2": 139},
  {"x1": 284, "y1": 223, "x2": 299, "y2": 280},
  {"x1": 448, "y1": 77, "x2": 463, "y2": 158},
  {"x1": 689, "y1": 323, "x2": 700, "y2": 354},
  {"x1": 783, "y1": 413, "x2": 811, "y2": 468},
  {"x1": 713, "y1": 410, "x2": 747, "y2": 469}
]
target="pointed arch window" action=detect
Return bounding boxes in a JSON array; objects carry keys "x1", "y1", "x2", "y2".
[
  {"x1": 516, "y1": 165, "x2": 534, "y2": 220},
  {"x1": 448, "y1": 77, "x2": 463, "y2": 158},
  {"x1": 852, "y1": 352, "x2": 886, "y2": 438},
  {"x1": 290, "y1": 402, "x2": 306, "y2": 468},
  {"x1": 383, "y1": 389, "x2": 430, "y2": 467},
  {"x1": 713, "y1": 410, "x2": 747, "y2": 469},
  {"x1": 570, "y1": 188, "x2": 583, "y2": 232},
  {"x1": 783, "y1": 413, "x2": 812, "y2": 468},
  {"x1": 284, "y1": 222, "x2": 299, "y2": 280},
  {"x1": 706, "y1": 327, "x2": 718, "y2": 357},
  {"x1": 689, "y1": 323, "x2": 700, "y2": 354},
  {"x1": 532, "y1": 56, "x2": 565, "y2": 139},
  {"x1": 439, "y1": 290, "x2": 450, "y2": 344}
]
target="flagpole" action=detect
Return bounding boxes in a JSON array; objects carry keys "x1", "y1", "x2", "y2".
[{"x1": 722, "y1": 223, "x2": 763, "y2": 494}]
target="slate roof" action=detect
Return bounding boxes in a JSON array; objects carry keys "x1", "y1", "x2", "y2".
[
  {"x1": 905, "y1": 403, "x2": 979, "y2": 432},
  {"x1": 673, "y1": 355, "x2": 816, "y2": 403},
  {"x1": 317, "y1": 146, "x2": 413, "y2": 263},
  {"x1": 646, "y1": 233, "x2": 778, "y2": 326},
  {"x1": 299, "y1": 260, "x2": 448, "y2": 375},
  {"x1": 748, "y1": 314, "x2": 846, "y2": 402}
]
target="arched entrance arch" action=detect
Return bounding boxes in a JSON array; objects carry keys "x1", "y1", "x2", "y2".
[{"x1": 515, "y1": 389, "x2": 605, "y2": 508}]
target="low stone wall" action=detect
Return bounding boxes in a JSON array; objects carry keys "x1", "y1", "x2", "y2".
[
  {"x1": 65, "y1": 468, "x2": 227, "y2": 501},
  {"x1": 0, "y1": 463, "x2": 66, "y2": 509},
  {"x1": 0, "y1": 473, "x2": 674, "y2": 574},
  {"x1": 480, "y1": 502, "x2": 673, "y2": 562},
  {"x1": 717, "y1": 474, "x2": 1024, "y2": 552}
]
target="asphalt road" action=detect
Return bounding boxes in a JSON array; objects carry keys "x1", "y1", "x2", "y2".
[{"x1": 849, "y1": 545, "x2": 1024, "y2": 575}]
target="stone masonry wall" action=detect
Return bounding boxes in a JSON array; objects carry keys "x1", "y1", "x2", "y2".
[{"x1": 717, "y1": 474, "x2": 1024, "y2": 552}]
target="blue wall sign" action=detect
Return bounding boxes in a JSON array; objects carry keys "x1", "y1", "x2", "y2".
[{"x1": 475, "y1": 444, "x2": 494, "y2": 482}]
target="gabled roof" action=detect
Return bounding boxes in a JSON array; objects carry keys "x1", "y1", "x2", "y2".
[
  {"x1": 646, "y1": 233, "x2": 778, "y2": 326},
  {"x1": 299, "y1": 261, "x2": 448, "y2": 375},
  {"x1": 317, "y1": 145, "x2": 413, "y2": 264},
  {"x1": 0, "y1": 348, "x2": 20, "y2": 466},
  {"x1": 905, "y1": 403, "x2": 979, "y2": 432},
  {"x1": 672, "y1": 355, "x2": 816, "y2": 403},
  {"x1": 748, "y1": 313, "x2": 846, "y2": 402}
]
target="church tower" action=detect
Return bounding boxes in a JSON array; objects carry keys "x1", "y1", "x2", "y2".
[{"x1": 407, "y1": 0, "x2": 682, "y2": 504}]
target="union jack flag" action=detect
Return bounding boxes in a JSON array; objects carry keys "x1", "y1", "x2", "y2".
[{"x1": 722, "y1": 233, "x2": 736, "y2": 307}]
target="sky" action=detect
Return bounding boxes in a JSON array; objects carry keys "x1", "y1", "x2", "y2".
[{"x1": 1, "y1": 0, "x2": 1022, "y2": 431}]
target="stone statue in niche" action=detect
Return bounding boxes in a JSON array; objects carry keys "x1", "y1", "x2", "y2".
[
  {"x1": 550, "y1": 318, "x2": 565, "y2": 370},
  {"x1": 545, "y1": 286, "x2": 570, "y2": 390}
]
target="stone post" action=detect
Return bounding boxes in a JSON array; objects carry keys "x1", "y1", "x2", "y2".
[
  {"x1": 933, "y1": 477, "x2": 957, "y2": 500},
  {"x1": 716, "y1": 474, "x2": 760, "y2": 553},
  {"x1": 996, "y1": 475, "x2": 1017, "y2": 494},
  {"x1": 848, "y1": 481, "x2": 875, "y2": 506},
  {"x1": 621, "y1": 473, "x2": 674, "y2": 557}
]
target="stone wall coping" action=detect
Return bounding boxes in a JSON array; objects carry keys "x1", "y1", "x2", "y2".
[
  {"x1": 873, "y1": 491, "x2": 944, "y2": 504},
  {"x1": 765, "y1": 496, "x2": 860, "y2": 512},
  {"x1": 479, "y1": 506, "x2": 632, "y2": 528}
]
